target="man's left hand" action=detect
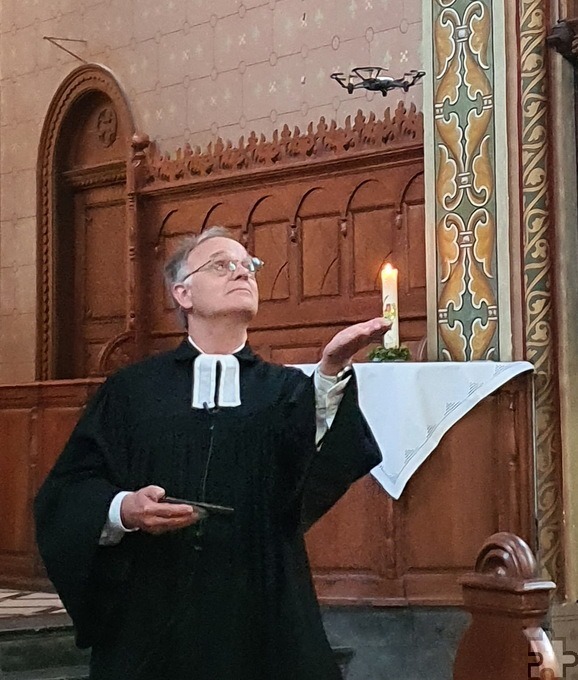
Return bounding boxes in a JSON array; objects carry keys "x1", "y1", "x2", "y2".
[{"x1": 319, "y1": 317, "x2": 392, "y2": 376}]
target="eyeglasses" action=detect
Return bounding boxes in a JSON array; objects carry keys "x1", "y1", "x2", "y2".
[{"x1": 180, "y1": 256, "x2": 265, "y2": 282}]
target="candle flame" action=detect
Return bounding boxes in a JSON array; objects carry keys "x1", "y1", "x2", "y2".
[{"x1": 382, "y1": 263, "x2": 395, "y2": 275}]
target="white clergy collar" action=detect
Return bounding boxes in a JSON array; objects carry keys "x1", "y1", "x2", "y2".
[{"x1": 188, "y1": 337, "x2": 243, "y2": 410}]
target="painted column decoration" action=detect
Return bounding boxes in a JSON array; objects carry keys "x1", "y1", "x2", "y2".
[
  {"x1": 426, "y1": 0, "x2": 510, "y2": 361},
  {"x1": 520, "y1": 0, "x2": 564, "y2": 592}
]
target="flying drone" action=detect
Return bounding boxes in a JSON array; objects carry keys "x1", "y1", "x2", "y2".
[{"x1": 330, "y1": 67, "x2": 425, "y2": 96}]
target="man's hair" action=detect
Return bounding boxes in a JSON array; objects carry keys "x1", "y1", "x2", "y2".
[{"x1": 163, "y1": 226, "x2": 234, "y2": 288}]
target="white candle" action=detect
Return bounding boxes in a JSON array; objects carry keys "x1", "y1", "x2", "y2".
[{"x1": 381, "y1": 264, "x2": 399, "y2": 348}]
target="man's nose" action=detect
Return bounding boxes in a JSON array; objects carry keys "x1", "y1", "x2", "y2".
[{"x1": 231, "y1": 264, "x2": 250, "y2": 279}]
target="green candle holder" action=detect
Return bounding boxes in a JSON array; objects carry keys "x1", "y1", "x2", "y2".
[{"x1": 367, "y1": 345, "x2": 411, "y2": 362}]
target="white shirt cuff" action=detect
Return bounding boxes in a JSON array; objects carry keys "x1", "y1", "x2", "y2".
[{"x1": 98, "y1": 491, "x2": 138, "y2": 546}]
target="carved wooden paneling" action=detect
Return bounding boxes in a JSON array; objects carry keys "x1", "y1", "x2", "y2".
[
  {"x1": 252, "y1": 221, "x2": 290, "y2": 301},
  {"x1": 143, "y1": 165, "x2": 426, "y2": 342},
  {"x1": 143, "y1": 104, "x2": 423, "y2": 186},
  {"x1": 0, "y1": 374, "x2": 533, "y2": 604},
  {"x1": 301, "y1": 216, "x2": 341, "y2": 299},
  {"x1": 402, "y1": 175, "x2": 427, "y2": 297},
  {"x1": 0, "y1": 410, "x2": 33, "y2": 557},
  {"x1": 306, "y1": 477, "x2": 394, "y2": 599},
  {"x1": 82, "y1": 203, "x2": 126, "y2": 320},
  {"x1": 70, "y1": 189, "x2": 128, "y2": 377},
  {"x1": 308, "y1": 376, "x2": 533, "y2": 606},
  {"x1": 0, "y1": 381, "x2": 101, "y2": 588}
]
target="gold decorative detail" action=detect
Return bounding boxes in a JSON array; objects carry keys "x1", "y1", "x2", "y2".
[
  {"x1": 433, "y1": 0, "x2": 499, "y2": 360},
  {"x1": 520, "y1": 0, "x2": 564, "y2": 592},
  {"x1": 144, "y1": 103, "x2": 424, "y2": 185}
]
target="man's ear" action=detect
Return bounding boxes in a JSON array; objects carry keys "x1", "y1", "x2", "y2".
[{"x1": 171, "y1": 283, "x2": 193, "y2": 312}]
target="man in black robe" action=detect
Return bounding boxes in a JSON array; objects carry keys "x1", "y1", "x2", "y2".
[{"x1": 35, "y1": 227, "x2": 386, "y2": 680}]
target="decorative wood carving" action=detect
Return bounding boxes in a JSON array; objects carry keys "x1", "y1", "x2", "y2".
[
  {"x1": 37, "y1": 64, "x2": 135, "y2": 381},
  {"x1": 96, "y1": 107, "x2": 118, "y2": 147},
  {"x1": 547, "y1": 18, "x2": 578, "y2": 65},
  {"x1": 454, "y1": 532, "x2": 559, "y2": 680},
  {"x1": 143, "y1": 103, "x2": 423, "y2": 186},
  {"x1": 60, "y1": 161, "x2": 127, "y2": 189},
  {"x1": 97, "y1": 331, "x2": 137, "y2": 375}
]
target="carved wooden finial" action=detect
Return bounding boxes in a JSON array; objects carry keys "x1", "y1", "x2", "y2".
[
  {"x1": 474, "y1": 531, "x2": 539, "y2": 580},
  {"x1": 131, "y1": 132, "x2": 150, "y2": 155},
  {"x1": 130, "y1": 132, "x2": 151, "y2": 189}
]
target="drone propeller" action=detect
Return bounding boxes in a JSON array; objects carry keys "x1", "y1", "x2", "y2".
[{"x1": 352, "y1": 66, "x2": 387, "y2": 77}]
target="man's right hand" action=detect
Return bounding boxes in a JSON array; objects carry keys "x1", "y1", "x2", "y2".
[{"x1": 120, "y1": 485, "x2": 201, "y2": 534}]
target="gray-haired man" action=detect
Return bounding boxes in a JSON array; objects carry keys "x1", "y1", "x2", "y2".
[{"x1": 35, "y1": 227, "x2": 386, "y2": 680}]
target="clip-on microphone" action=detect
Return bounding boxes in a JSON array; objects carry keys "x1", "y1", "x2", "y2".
[{"x1": 203, "y1": 361, "x2": 222, "y2": 414}]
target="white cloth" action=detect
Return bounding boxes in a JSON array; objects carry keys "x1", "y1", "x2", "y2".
[
  {"x1": 99, "y1": 361, "x2": 348, "y2": 545},
  {"x1": 294, "y1": 361, "x2": 534, "y2": 500}
]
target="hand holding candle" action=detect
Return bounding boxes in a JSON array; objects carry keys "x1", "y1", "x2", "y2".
[{"x1": 381, "y1": 264, "x2": 399, "y2": 349}]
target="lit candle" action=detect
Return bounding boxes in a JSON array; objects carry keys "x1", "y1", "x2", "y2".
[{"x1": 381, "y1": 264, "x2": 399, "y2": 348}]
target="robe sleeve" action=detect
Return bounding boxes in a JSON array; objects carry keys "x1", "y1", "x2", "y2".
[
  {"x1": 34, "y1": 376, "x2": 133, "y2": 648},
  {"x1": 283, "y1": 370, "x2": 382, "y2": 531}
]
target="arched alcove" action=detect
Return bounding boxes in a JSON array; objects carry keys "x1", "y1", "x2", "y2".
[{"x1": 37, "y1": 64, "x2": 135, "y2": 379}]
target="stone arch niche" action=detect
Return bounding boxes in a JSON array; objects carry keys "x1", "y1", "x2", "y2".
[{"x1": 37, "y1": 64, "x2": 135, "y2": 380}]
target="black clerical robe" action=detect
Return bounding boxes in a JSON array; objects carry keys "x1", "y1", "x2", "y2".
[{"x1": 34, "y1": 342, "x2": 381, "y2": 680}]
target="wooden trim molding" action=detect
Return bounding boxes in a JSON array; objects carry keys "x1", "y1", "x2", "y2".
[{"x1": 60, "y1": 161, "x2": 127, "y2": 189}]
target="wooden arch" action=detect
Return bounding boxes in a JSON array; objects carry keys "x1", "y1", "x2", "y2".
[{"x1": 36, "y1": 64, "x2": 135, "y2": 380}]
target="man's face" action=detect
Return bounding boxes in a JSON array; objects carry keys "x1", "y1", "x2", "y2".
[{"x1": 173, "y1": 237, "x2": 259, "y2": 322}]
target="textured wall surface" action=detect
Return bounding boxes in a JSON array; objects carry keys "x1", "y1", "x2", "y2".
[{"x1": 0, "y1": 0, "x2": 423, "y2": 382}]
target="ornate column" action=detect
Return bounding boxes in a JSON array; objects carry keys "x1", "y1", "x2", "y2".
[
  {"x1": 423, "y1": 0, "x2": 565, "y2": 592},
  {"x1": 423, "y1": 0, "x2": 512, "y2": 362}
]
